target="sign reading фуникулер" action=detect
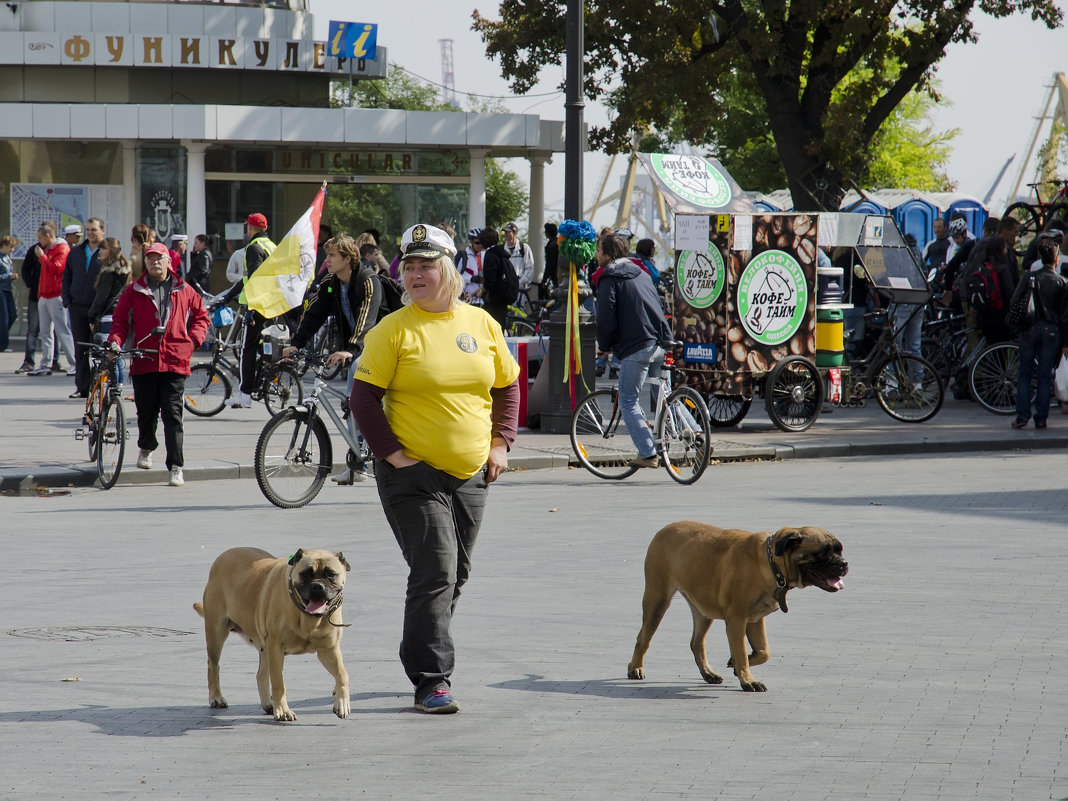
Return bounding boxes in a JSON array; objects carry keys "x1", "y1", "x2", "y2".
[{"x1": 737, "y1": 250, "x2": 808, "y2": 346}]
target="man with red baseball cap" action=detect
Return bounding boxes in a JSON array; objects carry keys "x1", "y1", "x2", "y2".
[
  {"x1": 215, "y1": 211, "x2": 277, "y2": 407},
  {"x1": 107, "y1": 243, "x2": 210, "y2": 486}
]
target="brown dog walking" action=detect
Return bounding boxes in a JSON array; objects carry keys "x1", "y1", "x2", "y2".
[
  {"x1": 627, "y1": 522, "x2": 847, "y2": 692},
  {"x1": 194, "y1": 547, "x2": 351, "y2": 721}
]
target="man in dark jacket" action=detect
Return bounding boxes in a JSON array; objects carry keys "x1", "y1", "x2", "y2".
[
  {"x1": 477, "y1": 227, "x2": 513, "y2": 330},
  {"x1": 283, "y1": 233, "x2": 383, "y2": 484},
  {"x1": 1011, "y1": 231, "x2": 1068, "y2": 430},
  {"x1": 595, "y1": 233, "x2": 673, "y2": 468},
  {"x1": 186, "y1": 234, "x2": 213, "y2": 296},
  {"x1": 62, "y1": 217, "x2": 105, "y2": 397}
]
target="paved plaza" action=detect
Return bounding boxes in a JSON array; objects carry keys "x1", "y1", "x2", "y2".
[{"x1": 2, "y1": 451, "x2": 1066, "y2": 800}]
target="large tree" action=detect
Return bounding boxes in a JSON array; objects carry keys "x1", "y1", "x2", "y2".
[{"x1": 474, "y1": 0, "x2": 1060, "y2": 210}]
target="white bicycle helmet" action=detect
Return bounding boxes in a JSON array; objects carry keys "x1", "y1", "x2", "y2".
[
  {"x1": 947, "y1": 218, "x2": 968, "y2": 236},
  {"x1": 467, "y1": 227, "x2": 484, "y2": 239}
]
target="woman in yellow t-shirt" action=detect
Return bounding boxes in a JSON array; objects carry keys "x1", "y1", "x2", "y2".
[{"x1": 352, "y1": 223, "x2": 521, "y2": 715}]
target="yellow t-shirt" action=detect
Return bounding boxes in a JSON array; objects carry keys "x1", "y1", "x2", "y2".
[{"x1": 355, "y1": 302, "x2": 521, "y2": 479}]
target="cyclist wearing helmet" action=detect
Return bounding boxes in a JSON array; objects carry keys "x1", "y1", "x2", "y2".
[
  {"x1": 457, "y1": 226, "x2": 485, "y2": 304},
  {"x1": 942, "y1": 216, "x2": 976, "y2": 309}
]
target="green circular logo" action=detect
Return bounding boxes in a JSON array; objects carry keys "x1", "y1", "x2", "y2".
[
  {"x1": 676, "y1": 244, "x2": 726, "y2": 309},
  {"x1": 651, "y1": 154, "x2": 732, "y2": 207},
  {"x1": 737, "y1": 250, "x2": 808, "y2": 346}
]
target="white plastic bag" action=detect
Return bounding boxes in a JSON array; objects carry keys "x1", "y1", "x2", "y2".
[{"x1": 1055, "y1": 355, "x2": 1068, "y2": 403}]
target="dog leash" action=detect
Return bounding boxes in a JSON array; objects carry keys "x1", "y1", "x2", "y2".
[
  {"x1": 287, "y1": 566, "x2": 350, "y2": 628},
  {"x1": 765, "y1": 534, "x2": 789, "y2": 614}
]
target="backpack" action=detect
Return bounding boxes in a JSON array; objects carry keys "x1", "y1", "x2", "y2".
[
  {"x1": 966, "y1": 261, "x2": 1002, "y2": 313},
  {"x1": 377, "y1": 274, "x2": 405, "y2": 321},
  {"x1": 489, "y1": 250, "x2": 520, "y2": 304}
]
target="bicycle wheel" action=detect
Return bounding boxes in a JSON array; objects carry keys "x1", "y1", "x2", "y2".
[
  {"x1": 97, "y1": 395, "x2": 126, "y2": 490},
  {"x1": 311, "y1": 320, "x2": 343, "y2": 381},
  {"x1": 569, "y1": 389, "x2": 640, "y2": 479},
  {"x1": 262, "y1": 364, "x2": 304, "y2": 416},
  {"x1": 85, "y1": 382, "x2": 102, "y2": 462},
  {"x1": 506, "y1": 318, "x2": 536, "y2": 338},
  {"x1": 1004, "y1": 202, "x2": 1040, "y2": 261},
  {"x1": 873, "y1": 353, "x2": 944, "y2": 422},
  {"x1": 657, "y1": 387, "x2": 713, "y2": 485},
  {"x1": 184, "y1": 363, "x2": 231, "y2": 416},
  {"x1": 969, "y1": 342, "x2": 1019, "y2": 415},
  {"x1": 706, "y1": 393, "x2": 751, "y2": 427},
  {"x1": 254, "y1": 408, "x2": 333, "y2": 508},
  {"x1": 764, "y1": 356, "x2": 823, "y2": 432}
]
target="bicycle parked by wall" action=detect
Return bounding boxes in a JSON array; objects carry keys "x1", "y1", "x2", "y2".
[
  {"x1": 183, "y1": 310, "x2": 303, "y2": 417},
  {"x1": 570, "y1": 345, "x2": 713, "y2": 484},
  {"x1": 74, "y1": 337, "x2": 157, "y2": 490},
  {"x1": 253, "y1": 352, "x2": 371, "y2": 508},
  {"x1": 1003, "y1": 179, "x2": 1068, "y2": 259}
]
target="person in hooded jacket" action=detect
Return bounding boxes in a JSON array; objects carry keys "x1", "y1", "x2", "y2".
[
  {"x1": 107, "y1": 243, "x2": 210, "y2": 487},
  {"x1": 594, "y1": 233, "x2": 673, "y2": 469},
  {"x1": 477, "y1": 227, "x2": 512, "y2": 330}
]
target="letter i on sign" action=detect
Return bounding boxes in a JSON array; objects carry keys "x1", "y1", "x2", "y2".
[{"x1": 351, "y1": 25, "x2": 375, "y2": 58}]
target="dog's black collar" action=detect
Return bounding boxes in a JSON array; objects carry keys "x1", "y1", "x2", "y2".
[
  {"x1": 765, "y1": 534, "x2": 789, "y2": 614},
  {"x1": 287, "y1": 566, "x2": 350, "y2": 628}
]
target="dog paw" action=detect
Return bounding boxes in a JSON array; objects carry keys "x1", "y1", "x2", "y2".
[
  {"x1": 273, "y1": 707, "x2": 298, "y2": 722},
  {"x1": 740, "y1": 680, "x2": 767, "y2": 693},
  {"x1": 334, "y1": 699, "x2": 350, "y2": 719},
  {"x1": 699, "y1": 670, "x2": 723, "y2": 685},
  {"x1": 626, "y1": 665, "x2": 645, "y2": 680},
  {"x1": 209, "y1": 696, "x2": 228, "y2": 709}
]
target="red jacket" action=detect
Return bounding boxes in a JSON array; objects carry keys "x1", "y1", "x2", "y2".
[
  {"x1": 108, "y1": 271, "x2": 209, "y2": 376},
  {"x1": 37, "y1": 241, "x2": 70, "y2": 300}
]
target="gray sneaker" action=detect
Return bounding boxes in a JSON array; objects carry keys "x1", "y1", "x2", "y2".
[
  {"x1": 168, "y1": 467, "x2": 184, "y2": 487},
  {"x1": 136, "y1": 449, "x2": 153, "y2": 470},
  {"x1": 329, "y1": 468, "x2": 368, "y2": 485}
]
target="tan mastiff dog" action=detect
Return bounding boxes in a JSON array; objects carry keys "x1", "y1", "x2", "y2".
[
  {"x1": 627, "y1": 523, "x2": 847, "y2": 692},
  {"x1": 193, "y1": 547, "x2": 351, "y2": 721}
]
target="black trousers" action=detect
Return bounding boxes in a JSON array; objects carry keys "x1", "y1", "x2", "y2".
[
  {"x1": 375, "y1": 460, "x2": 489, "y2": 700},
  {"x1": 69, "y1": 303, "x2": 92, "y2": 394},
  {"x1": 239, "y1": 310, "x2": 266, "y2": 394},
  {"x1": 131, "y1": 372, "x2": 187, "y2": 469}
]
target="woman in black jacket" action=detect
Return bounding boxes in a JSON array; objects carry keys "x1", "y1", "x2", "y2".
[
  {"x1": 88, "y1": 237, "x2": 131, "y2": 334},
  {"x1": 1011, "y1": 231, "x2": 1068, "y2": 429}
]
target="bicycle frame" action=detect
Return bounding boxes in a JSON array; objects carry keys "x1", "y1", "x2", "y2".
[{"x1": 292, "y1": 372, "x2": 361, "y2": 456}]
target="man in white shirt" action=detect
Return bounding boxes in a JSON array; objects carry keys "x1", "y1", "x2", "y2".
[{"x1": 501, "y1": 222, "x2": 535, "y2": 304}]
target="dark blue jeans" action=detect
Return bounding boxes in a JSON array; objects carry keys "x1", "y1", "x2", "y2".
[
  {"x1": 1015, "y1": 320, "x2": 1061, "y2": 423},
  {"x1": 0, "y1": 290, "x2": 15, "y2": 350},
  {"x1": 375, "y1": 460, "x2": 488, "y2": 700}
]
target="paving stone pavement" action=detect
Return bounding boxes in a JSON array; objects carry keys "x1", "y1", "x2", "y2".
[{"x1": 2, "y1": 453, "x2": 1066, "y2": 800}]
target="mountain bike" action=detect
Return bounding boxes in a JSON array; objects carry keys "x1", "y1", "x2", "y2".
[
  {"x1": 74, "y1": 339, "x2": 157, "y2": 490},
  {"x1": 570, "y1": 346, "x2": 713, "y2": 484},
  {"x1": 253, "y1": 352, "x2": 371, "y2": 509},
  {"x1": 1003, "y1": 179, "x2": 1068, "y2": 259},
  {"x1": 183, "y1": 312, "x2": 303, "y2": 417}
]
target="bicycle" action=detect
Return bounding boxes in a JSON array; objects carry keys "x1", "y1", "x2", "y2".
[
  {"x1": 1003, "y1": 180, "x2": 1068, "y2": 259},
  {"x1": 253, "y1": 352, "x2": 371, "y2": 509},
  {"x1": 183, "y1": 310, "x2": 304, "y2": 417},
  {"x1": 570, "y1": 346, "x2": 714, "y2": 484},
  {"x1": 920, "y1": 313, "x2": 989, "y2": 395},
  {"x1": 838, "y1": 307, "x2": 945, "y2": 422},
  {"x1": 74, "y1": 338, "x2": 157, "y2": 489}
]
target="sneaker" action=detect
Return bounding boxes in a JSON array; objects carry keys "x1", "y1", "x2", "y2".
[
  {"x1": 66, "y1": 366, "x2": 77, "y2": 376},
  {"x1": 136, "y1": 449, "x2": 153, "y2": 470},
  {"x1": 1011, "y1": 418, "x2": 1028, "y2": 430},
  {"x1": 415, "y1": 688, "x2": 459, "y2": 714},
  {"x1": 329, "y1": 468, "x2": 355, "y2": 485},
  {"x1": 168, "y1": 467, "x2": 185, "y2": 487},
  {"x1": 1035, "y1": 420, "x2": 1047, "y2": 430},
  {"x1": 228, "y1": 392, "x2": 252, "y2": 408},
  {"x1": 27, "y1": 366, "x2": 52, "y2": 376},
  {"x1": 628, "y1": 455, "x2": 660, "y2": 469},
  {"x1": 69, "y1": 391, "x2": 88, "y2": 399},
  {"x1": 14, "y1": 362, "x2": 34, "y2": 374}
]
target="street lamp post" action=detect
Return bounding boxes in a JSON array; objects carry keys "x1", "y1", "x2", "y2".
[{"x1": 540, "y1": 0, "x2": 597, "y2": 435}]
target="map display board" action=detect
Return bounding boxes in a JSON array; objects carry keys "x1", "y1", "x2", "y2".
[{"x1": 10, "y1": 183, "x2": 124, "y2": 258}]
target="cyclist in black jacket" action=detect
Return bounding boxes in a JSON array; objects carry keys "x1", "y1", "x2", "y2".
[{"x1": 1011, "y1": 230, "x2": 1068, "y2": 429}]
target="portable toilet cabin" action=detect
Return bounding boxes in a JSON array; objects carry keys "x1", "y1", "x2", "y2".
[
  {"x1": 840, "y1": 190, "x2": 887, "y2": 215},
  {"x1": 891, "y1": 196, "x2": 941, "y2": 252},
  {"x1": 927, "y1": 192, "x2": 988, "y2": 238}
]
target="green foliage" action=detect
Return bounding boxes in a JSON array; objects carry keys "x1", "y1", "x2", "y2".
[
  {"x1": 474, "y1": 0, "x2": 1062, "y2": 209},
  {"x1": 1036, "y1": 119, "x2": 1068, "y2": 186},
  {"x1": 485, "y1": 158, "x2": 528, "y2": 227},
  {"x1": 862, "y1": 91, "x2": 958, "y2": 192}
]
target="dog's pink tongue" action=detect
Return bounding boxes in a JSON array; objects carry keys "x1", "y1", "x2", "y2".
[
  {"x1": 831, "y1": 578, "x2": 844, "y2": 590},
  {"x1": 305, "y1": 599, "x2": 328, "y2": 615}
]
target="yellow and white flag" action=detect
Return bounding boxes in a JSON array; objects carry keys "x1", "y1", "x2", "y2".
[{"x1": 244, "y1": 182, "x2": 326, "y2": 319}]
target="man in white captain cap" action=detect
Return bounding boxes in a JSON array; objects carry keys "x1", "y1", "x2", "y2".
[
  {"x1": 63, "y1": 224, "x2": 82, "y2": 248},
  {"x1": 169, "y1": 234, "x2": 188, "y2": 278}
]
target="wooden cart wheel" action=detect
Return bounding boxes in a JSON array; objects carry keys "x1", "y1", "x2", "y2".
[{"x1": 763, "y1": 356, "x2": 823, "y2": 432}]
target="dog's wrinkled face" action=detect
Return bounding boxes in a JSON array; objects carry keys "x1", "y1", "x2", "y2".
[
  {"x1": 288, "y1": 549, "x2": 351, "y2": 616},
  {"x1": 773, "y1": 527, "x2": 848, "y2": 593}
]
